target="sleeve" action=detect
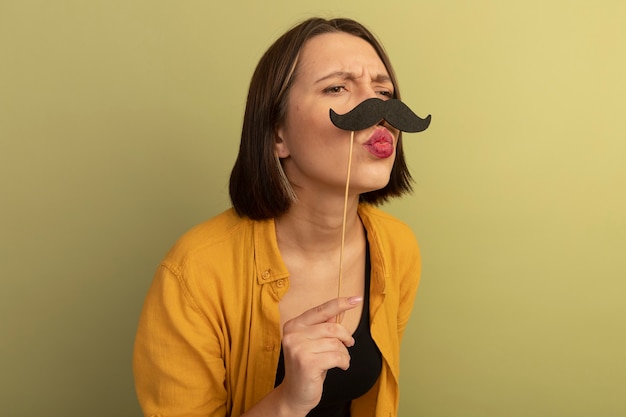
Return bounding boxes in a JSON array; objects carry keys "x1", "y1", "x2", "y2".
[
  {"x1": 396, "y1": 231, "x2": 421, "y2": 342},
  {"x1": 133, "y1": 263, "x2": 228, "y2": 417}
]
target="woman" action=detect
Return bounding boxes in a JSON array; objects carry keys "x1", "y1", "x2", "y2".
[{"x1": 134, "y1": 17, "x2": 428, "y2": 417}]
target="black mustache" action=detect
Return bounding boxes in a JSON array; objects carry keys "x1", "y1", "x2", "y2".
[{"x1": 329, "y1": 98, "x2": 431, "y2": 133}]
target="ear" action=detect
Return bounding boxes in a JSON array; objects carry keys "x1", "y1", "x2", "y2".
[{"x1": 274, "y1": 126, "x2": 290, "y2": 158}]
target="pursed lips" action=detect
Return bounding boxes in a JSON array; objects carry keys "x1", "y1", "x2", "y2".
[{"x1": 363, "y1": 127, "x2": 394, "y2": 158}]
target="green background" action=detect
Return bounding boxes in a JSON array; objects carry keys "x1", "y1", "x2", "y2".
[{"x1": 1, "y1": 1, "x2": 625, "y2": 416}]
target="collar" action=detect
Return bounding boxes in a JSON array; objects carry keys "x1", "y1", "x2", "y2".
[{"x1": 253, "y1": 217, "x2": 289, "y2": 285}]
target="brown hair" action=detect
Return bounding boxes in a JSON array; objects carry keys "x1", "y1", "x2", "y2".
[{"x1": 229, "y1": 17, "x2": 413, "y2": 220}]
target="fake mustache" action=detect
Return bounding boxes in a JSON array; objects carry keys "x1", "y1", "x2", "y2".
[{"x1": 329, "y1": 98, "x2": 431, "y2": 133}]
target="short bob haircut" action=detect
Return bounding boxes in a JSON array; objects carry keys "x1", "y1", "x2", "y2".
[{"x1": 229, "y1": 17, "x2": 413, "y2": 220}]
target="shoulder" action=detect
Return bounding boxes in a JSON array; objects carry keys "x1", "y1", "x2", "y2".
[
  {"x1": 359, "y1": 204, "x2": 420, "y2": 277},
  {"x1": 358, "y1": 204, "x2": 418, "y2": 247},
  {"x1": 162, "y1": 208, "x2": 254, "y2": 271}
]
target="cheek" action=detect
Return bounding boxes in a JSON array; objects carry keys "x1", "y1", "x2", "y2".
[{"x1": 287, "y1": 111, "x2": 343, "y2": 147}]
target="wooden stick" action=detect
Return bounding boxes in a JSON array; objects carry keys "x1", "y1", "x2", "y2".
[{"x1": 337, "y1": 130, "x2": 355, "y2": 320}]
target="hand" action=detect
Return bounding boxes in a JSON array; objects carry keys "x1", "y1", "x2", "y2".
[{"x1": 277, "y1": 296, "x2": 363, "y2": 415}]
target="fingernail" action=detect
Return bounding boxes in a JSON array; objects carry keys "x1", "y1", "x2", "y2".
[{"x1": 348, "y1": 296, "x2": 363, "y2": 305}]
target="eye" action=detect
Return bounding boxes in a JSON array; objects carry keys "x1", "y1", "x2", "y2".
[
  {"x1": 323, "y1": 85, "x2": 347, "y2": 94},
  {"x1": 378, "y1": 90, "x2": 394, "y2": 98}
]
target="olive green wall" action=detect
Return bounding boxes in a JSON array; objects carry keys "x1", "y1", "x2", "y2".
[{"x1": 1, "y1": 1, "x2": 625, "y2": 416}]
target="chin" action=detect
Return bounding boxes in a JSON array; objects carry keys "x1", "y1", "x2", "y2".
[
  {"x1": 355, "y1": 165, "x2": 393, "y2": 188},
  {"x1": 353, "y1": 176, "x2": 392, "y2": 194}
]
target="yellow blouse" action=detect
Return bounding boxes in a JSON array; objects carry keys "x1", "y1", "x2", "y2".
[{"x1": 133, "y1": 204, "x2": 421, "y2": 417}]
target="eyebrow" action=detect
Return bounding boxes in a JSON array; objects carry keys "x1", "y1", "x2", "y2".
[{"x1": 314, "y1": 71, "x2": 392, "y2": 84}]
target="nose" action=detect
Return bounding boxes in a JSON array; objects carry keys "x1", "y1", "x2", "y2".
[
  {"x1": 359, "y1": 86, "x2": 381, "y2": 102},
  {"x1": 355, "y1": 89, "x2": 396, "y2": 133}
]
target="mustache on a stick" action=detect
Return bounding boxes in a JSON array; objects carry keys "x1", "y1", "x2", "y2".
[{"x1": 330, "y1": 98, "x2": 431, "y2": 133}]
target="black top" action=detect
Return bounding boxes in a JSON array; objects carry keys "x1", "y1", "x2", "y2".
[{"x1": 275, "y1": 244, "x2": 382, "y2": 417}]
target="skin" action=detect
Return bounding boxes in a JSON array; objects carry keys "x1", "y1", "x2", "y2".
[
  {"x1": 242, "y1": 32, "x2": 398, "y2": 417},
  {"x1": 276, "y1": 32, "x2": 398, "y2": 201}
]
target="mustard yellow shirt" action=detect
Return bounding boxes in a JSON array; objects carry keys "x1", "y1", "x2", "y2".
[{"x1": 133, "y1": 204, "x2": 421, "y2": 417}]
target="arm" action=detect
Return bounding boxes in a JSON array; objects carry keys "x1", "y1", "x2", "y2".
[
  {"x1": 133, "y1": 264, "x2": 228, "y2": 417},
  {"x1": 397, "y1": 233, "x2": 422, "y2": 342}
]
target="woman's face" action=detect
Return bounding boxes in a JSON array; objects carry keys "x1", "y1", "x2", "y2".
[{"x1": 276, "y1": 32, "x2": 399, "y2": 199}]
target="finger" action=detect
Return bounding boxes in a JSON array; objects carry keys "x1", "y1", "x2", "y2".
[
  {"x1": 313, "y1": 323, "x2": 355, "y2": 347},
  {"x1": 283, "y1": 321, "x2": 355, "y2": 348},
  {"x1": 286, "y1": 339, "x2": 352, "y2": 371},
  {"x1": 331, "y1": 310, "x2": 346, "y2": 324},
  {"x1": 307, "y1": 337, "x2": 352, "y2": 355},
  {"x1": 309, "y1": 349, "x2": 352, "y2": 371},
  {"x1": 296, "y1": 296, "x2": 363, "y2": 327}
]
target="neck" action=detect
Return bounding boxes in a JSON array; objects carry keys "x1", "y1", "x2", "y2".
[{"x1": 275, "y1": 193, "x2": 362, "y2": 255}]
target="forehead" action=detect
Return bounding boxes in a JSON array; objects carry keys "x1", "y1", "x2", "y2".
[{"x1": 295, "y1": 32, "x2": 389, "y2": 80}]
